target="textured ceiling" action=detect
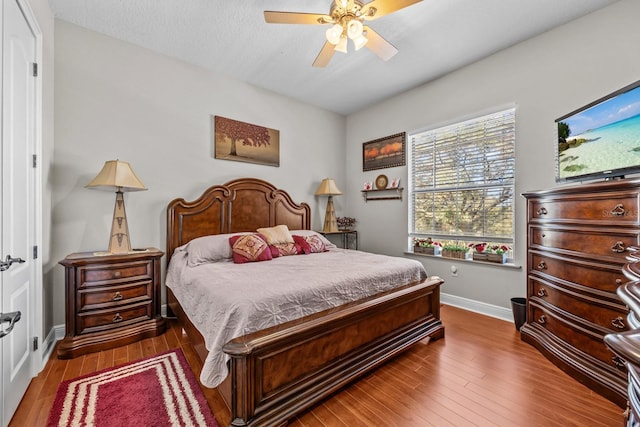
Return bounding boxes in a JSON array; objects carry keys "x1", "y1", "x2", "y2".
[{"x1": 48, "y1": 0, "x2": 620, "y2": 115}]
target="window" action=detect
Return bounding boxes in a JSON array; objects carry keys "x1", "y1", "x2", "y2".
[{"x1": 409, "y1": 108, "x2": 515, "y2": 258}]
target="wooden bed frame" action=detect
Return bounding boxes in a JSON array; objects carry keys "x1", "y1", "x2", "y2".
[{"x1": 166, "y1": 178, "x2": 445, "y2": 426}]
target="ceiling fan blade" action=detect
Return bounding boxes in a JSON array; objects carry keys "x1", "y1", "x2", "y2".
[
  {"x1": 312, "y1": 41, "x2": 336, "y2": 68},
  {"x1": 264, "y1": 11, "x2": 333, "y2": 25},
  {"x1": 361, "y1": 0, "x2": 423, "y2": 20},
  {"x1": 364, "y1": 26, "x2": 398, "y2": 61}
]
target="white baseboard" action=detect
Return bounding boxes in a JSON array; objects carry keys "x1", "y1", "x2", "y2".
[
  {"x1": 441, "y1": 292, "x2": 514, "y2": 323},
  {"x1": 42, "y1": 324, "x2": 65, "y2": 365}
]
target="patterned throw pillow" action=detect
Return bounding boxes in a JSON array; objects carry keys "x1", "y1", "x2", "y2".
[
  {"x1": 229, "y1": 234, "x2": 273, "y2": 264},
  {"x1": 292, "y1": 235, "x2": 327, "y2": 254},
  {"x1": 270, "y1": 242, "x2": 301, "y2": 257}
]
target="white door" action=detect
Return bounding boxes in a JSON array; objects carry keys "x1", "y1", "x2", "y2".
[{"x1": 1, "y1": 0, "x2": 39, "y2": 425}]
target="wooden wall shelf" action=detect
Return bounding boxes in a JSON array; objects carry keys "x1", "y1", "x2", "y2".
[{"x1": 361, "y1": 188, "x2": 404, "y2": 202}]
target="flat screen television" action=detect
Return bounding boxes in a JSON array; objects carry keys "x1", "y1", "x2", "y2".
[{"x1": 556, "y1": 79, "x2": 640, "y2": 182}]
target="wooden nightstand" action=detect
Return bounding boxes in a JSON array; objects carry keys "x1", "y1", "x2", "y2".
[{"x1": 57, "y1": 248, "x2": 166, "y2": 359}]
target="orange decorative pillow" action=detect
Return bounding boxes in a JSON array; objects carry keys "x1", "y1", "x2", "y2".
[{"x1": 229, "y1": 234, "x2": 273, "y2": 264}]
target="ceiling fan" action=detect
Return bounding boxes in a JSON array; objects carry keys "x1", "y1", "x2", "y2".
[{"x1": 264, "y1": 0, "x2": 423, "y2": 67}]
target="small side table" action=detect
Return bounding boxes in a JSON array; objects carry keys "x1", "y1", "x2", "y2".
[
  {"x1": 57, "y1": 248, "x2": 166, "y2": 359},
  {"x1": 319, "y1": 230, "x2": 358, "y2": 250}
]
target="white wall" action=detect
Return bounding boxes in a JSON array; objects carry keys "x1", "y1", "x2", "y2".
[
  {"x1": 52, "y1": 22, "x2": 346, "y2": 325},
  {"x1": 345, "y1": 0, "x2": 640, "y2": 309}
]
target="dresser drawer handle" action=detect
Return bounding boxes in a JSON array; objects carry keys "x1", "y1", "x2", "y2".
[
  {"x1": 112, "y1": 292, "x2": 124, "y2": 301},
  {"x1": 616, "y1": 278, "x2": 623, "y2": 285},
  {"x1": 536, "y1": 207, "x2": 548, "y2": 216},
  {"x1": 113, "y1": 271, "x2": 121, "y2": 278},
  {"x1": 611, "y1": 204, "x2": 626, "y2": 216},
  {"x1": 537, "y1": 261, "x2": 547, "y2": 270},
  {"x1": 611, "y1": 241, "x2": 626, "y2": 253},
  {"x1": 537, "y1": 288, "x2": 547, "y2": 297},
  {"x1": 537, "y1": 315, "x2": 547, "y2": 324},
  {"x1": 112, "y1": 313, "x2": 123, "y2": 323},
  {"x1": 612, "y1": 356, "x2": 626, "y2": 369},
  {"x1": 612, "y1": 316, "x2": 626, "y2": 330}
]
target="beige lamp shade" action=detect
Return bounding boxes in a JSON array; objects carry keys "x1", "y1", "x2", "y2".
[
  {"x1": 315, "y1": 178, "x2": 342, "y2": 233},
  {"x1": 314, "y1": 178, "x2": 343, "y2": 196},
  {"x1": 86, "y1": 160, "x2": 147, "y2": 192},
  {"x1": 86, "y1": 160, "x2": 147, "y2": 254}
]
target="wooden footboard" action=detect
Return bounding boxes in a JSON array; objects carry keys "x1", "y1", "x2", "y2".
[{"x1": 169, "y1": 277, "x2": 444, "y2": 427}]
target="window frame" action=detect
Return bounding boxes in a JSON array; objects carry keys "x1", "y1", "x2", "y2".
[{"x1": 408, "y1": 108, "x2": 516, "y2": 259}]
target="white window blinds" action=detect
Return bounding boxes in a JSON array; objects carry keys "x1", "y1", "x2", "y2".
[{"x1": 409, "y1": 108, "x2": 516, "y2": 243}]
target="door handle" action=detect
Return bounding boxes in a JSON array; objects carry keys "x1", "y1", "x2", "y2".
[
  {"x1": 0, "y1": 255, "x2": 25, "y2": 272},
  {"x1": 0, "y1": 311, "x2": 21, "y2": 339}
]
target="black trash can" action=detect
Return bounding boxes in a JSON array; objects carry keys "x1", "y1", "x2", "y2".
[{"x1": 510, "y1": 297, "x2": 527, "y2": 331}]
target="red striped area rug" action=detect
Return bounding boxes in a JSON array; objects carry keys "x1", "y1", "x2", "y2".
[{"x1": 46, "y1": 349, "x2": 219, "y2": 427}]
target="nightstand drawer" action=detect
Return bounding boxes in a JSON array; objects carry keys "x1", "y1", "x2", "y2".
[
  {"x1": 79, "y1": 260, "x2": 153, "y2": 288},
  {"x1": 77, "y1": 301, "x2": 152, "y2": 335},
  {"x1": 78, "y1": 281, "x2": 152, "y2": 311}
]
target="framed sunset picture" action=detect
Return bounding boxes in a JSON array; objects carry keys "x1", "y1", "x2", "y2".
[{"x1": 362, "y1": 132, "x2": 406, "y2": 171}]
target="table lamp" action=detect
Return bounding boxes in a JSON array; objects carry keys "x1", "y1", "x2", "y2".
[
  {"x1": 86, "y1": 160, "x2": 147, "y2": 254},
  {"x1": 315, "y1": 178, "x2": 343, "y2": 233}
]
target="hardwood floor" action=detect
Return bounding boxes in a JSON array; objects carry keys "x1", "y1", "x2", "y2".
[{"x1": 10, "y1": 305, "x2": 624, "y2": 426}]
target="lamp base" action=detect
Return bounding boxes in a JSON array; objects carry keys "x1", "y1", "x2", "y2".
[
  {"x1": 108, "y1": 191, "x2": 132, "y2": 254},
  {"x1": 322, "y1": 195, "x2": 339, "y2": 233}
]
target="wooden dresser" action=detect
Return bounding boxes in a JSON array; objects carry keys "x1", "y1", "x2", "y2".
[
  {"x1": 57, "y1": 248, "x2": 166, "y2": 359},
  {"x1": 522, "y1": 179, "x2": 638, "y2": 407}
]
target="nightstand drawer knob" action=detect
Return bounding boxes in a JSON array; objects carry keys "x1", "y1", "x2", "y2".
[
  {"x1": 537, "y1": 288, "x2": 547, "y2": 297},
  {"x1": 112, "y1": 292, "x2": 124, "y2": 301},
  {"x1": 113, "y1": 271, "x2": 121, "y2": 278},
  {"x1": 537, "y1": 261, "x2": 547, "y2": 270},
  {"x1": 537, "y1": 315, "x2": 547, "y2": 324},
  {"x1": 112, "y1": 313, "x2": 123, "y2": 323},
  {"x1": 612, "y1": 316, "x2": 626, "y2": 330},
  {"x1": 536, "y1": 207, "x2": 547, "y2": 216}
]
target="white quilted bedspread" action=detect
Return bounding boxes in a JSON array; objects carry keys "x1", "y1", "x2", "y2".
[{"x1": 165, "y1": 248, "x2": 427, "y2": 387}]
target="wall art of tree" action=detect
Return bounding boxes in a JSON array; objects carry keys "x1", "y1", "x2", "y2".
[{"x1": 215, "y1": 116, "x2": 271, "y2": 156}]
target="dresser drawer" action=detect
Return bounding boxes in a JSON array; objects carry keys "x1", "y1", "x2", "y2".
[
  {"x1": 77, "y1": 301, "x2": 152, "y2": 335},
  {"x1": 529, "y1": 194, "x2": 639, "y2": 223},
  {"x1": 78, "y1": 260, "x2": 153, "y2": 288},
  {"x1": 530, "y1": 278, "x2": 628, "y2": 332},
  {"x1": 530, "y1": 251, "x2": 625, "y2": 293},
  {"x1": 529, "y1": 303, "x2": 624, "y2": 370},
  {"x1": 530, "y1": 226, "x2": 638, "y2": 262},
  {"x1": 78, "y1": 281, "x2": 152, "y2": 311}
]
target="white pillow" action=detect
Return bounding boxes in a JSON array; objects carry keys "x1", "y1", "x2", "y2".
[
  {"x1": 182, "y1": 233, "x2": 249, "y2": 266},
  {"x1": 289, "y1": 230, "x2": 337, "y2": 249}
]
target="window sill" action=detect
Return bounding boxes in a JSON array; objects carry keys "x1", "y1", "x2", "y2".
[{"x1": 404, "y1": 251, "x2": 522, "y2": 269}]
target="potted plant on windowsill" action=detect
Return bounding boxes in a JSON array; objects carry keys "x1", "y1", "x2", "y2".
[
  {"x1": 471, "y1": 243, "x2": 509, "y2": 263},
  {"x1": 442, "y1": 244, "x2": 469, "y2": 259},
  {"x1": 413, "y1": 238, "x2": 442, "y2": 255}
]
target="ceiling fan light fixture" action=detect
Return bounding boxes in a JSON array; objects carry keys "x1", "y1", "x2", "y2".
[
  {"x1": 334, "y1": 36, "x2": 348, "y2": 53},
  {"x1": 326, "y1": 23, "x2": 343, "y2": 45},
  {"x1": 347, "y1": 19, "x2": 363, "y2": 39},
  {"x1": 353, "y1": 34, "x2": 368, "y2": 50}
]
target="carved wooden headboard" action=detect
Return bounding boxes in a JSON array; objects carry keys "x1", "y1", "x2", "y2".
[{"x1": 166, "y1": 178, "x2": 311, "y2": 263}]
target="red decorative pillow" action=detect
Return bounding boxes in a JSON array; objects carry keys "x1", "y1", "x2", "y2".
[
  {"x1": 270, "y1": 242, "x2": 302, "y2": 257},
  {"x1": 229, "y1": 234, "x2": 273, "y2": 264},
  {"x1": 292, "y1": 235, "x2": 327, "y2": 254},
  {"x1": 305, "y1": 235, "x2": 328, "y2": 253},
  {"x1": 292, "y1": 235, "x2": 312, "y2": 254}
]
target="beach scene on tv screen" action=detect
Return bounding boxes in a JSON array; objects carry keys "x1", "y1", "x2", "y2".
[{"x1": 557, "y1": 84, "x2": 640, "y2": 179}]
